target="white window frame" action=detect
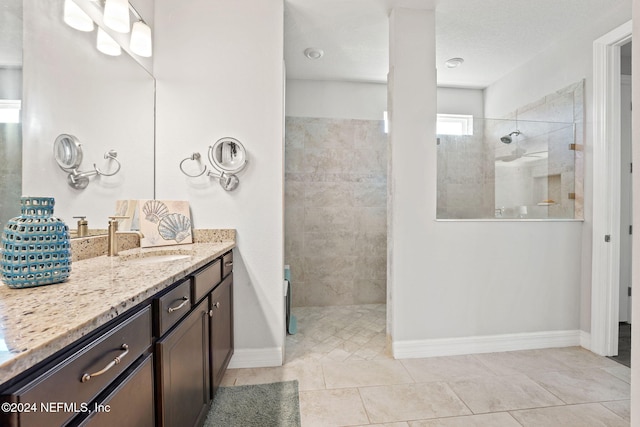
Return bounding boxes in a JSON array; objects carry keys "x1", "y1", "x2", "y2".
[{"x1": 436, "y1": 113, "x2": 473, "y2": 136}]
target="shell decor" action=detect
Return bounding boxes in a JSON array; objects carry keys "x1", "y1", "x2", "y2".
[
  {"x1": 158, "y1": 213, "x2": 192, "y2": 243},
  {"x1": 143, "y1": 200, "x2": 169, "y2": 223}
]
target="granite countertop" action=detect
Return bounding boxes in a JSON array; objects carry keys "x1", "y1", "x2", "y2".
[{"x1": 0, "y1": 231, "x2": 235, "y2": 386}]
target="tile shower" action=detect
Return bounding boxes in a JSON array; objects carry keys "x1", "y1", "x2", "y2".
[
  {"x1": 284, "y1": 117, "x2": 387, "y2": 307},
  {"x1": 437, "y1": 81, "x2": 584, "y2": 220}
]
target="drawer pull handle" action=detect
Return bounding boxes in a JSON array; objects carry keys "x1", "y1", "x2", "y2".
[
  {"x1": 209, "y1": 309, "x2": 214, "y2": 317},
  {"x1": 224, "y1": 261, "x2": 233, "y2": 267},
  {"x1": 214, "y1": 302, "x2": 221, "y2": 309},
  {"x1": 168, "y1": 296, "x2": 189, "y2": 313},
  {"x1": 81, "y1": 344, "x2": 129, "y2": 383}
]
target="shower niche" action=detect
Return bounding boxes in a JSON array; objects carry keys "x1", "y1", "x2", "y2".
[{"x1": 437, "y1": 81, "x2": 583, "y2": 220}]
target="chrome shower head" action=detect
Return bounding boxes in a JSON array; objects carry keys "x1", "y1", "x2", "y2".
[{"x1": 500, "y1": 130, "x2": 521, "y2": 144}]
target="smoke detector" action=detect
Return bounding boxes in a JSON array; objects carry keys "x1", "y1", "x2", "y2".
[{"x1": 304, "y1": 48, "x2": 324, "y2": 60}]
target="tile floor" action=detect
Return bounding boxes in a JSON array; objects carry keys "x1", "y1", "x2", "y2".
[{"x1": 221, "y1": 304, "x2": 631, "y2": 426}]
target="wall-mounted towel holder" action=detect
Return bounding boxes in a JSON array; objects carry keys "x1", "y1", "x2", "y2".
[{"x1": 179, "y1": 137, "x2": 248, "y2": 191}]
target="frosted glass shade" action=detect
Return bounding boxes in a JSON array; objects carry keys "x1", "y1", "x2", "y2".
[
  {"x1": 63, "y1": 0, "x2": 94, "y2": 32},
  {"x1": 97, "y1": 28, "x2": 121, "y2": 56},
  {"x1": 103, "y1": 0, "x2": 130, "y2": 33},
  {"x1": 130, "y1": 21, "x2": 152, "y2": 57}
]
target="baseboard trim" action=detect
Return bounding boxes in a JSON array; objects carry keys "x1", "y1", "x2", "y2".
[
  {"x1": 580, "y1": 330, "x2": 592, "y2": 350},
  {"x1": 228, "y1": 347, "x2": 283, "y2": 369},
  {"x1": 393, "y1": 330, "x2": 582, "y2": 359}
]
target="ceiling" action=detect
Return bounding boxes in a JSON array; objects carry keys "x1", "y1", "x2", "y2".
[{"x1": 284, "y1": 0, "x2": 627, "y2": 88}]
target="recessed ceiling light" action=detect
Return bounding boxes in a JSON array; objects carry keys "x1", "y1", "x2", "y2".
[
  {"x1": 445, "y1": 57, "x2": 464, "y2": 68},
  {"x1": 304, "y1": 48, "x2": 324, "y2": 60}
]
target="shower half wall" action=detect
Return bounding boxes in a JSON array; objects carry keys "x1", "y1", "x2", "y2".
[{"x1": 285, "y1": 117, "x2": 387, "y2": 307}]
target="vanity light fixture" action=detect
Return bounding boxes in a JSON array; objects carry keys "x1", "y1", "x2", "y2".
[
  {"x1": 445, "y1": 57, "x2": 465, "y2": 68},
  {"x1": 63, "y1": 0, "x2": 94, "y2": 32},
  {"x1": 103, "y1": 0, "x2": 130, "y2": 33},
  {"x1": 63, "y1": 0, "x2": 153, "y2": 58},
  {"x1": 96, "y1": 27, "x2": 122, "y2": 56},
  {"x1": 130, "y1": 20, "x2": 152, "y2": 57}
]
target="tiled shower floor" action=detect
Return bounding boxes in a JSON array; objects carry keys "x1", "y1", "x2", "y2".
[{"x1": 222, "y1": 304, "x2": 631, "y2": 426}]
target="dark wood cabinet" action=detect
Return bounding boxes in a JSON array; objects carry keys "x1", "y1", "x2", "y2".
[
  {"x1": 210, "y1": 273, "x2": 234, "y2": 397},
  {"x1": 156, "y1": 298, "x2": 210, "y2": 427},
  {"x1": 78, "y1": 354, "x2": 155, "y2": 427},
  {"x1": 0, "y1": 307, "x2": 152, "y2": 427},
  {"x1": 0, "y1": 252, "x2": 234, "y2": 427}
]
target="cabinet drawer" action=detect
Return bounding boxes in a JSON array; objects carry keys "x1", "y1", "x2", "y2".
[
  {"x1": 222, "y1": 251, "x2": 233, "y2": 278},
  {"x1": 192, "y1": 259, "x2": 221, "y2": 304},
  {"x1": 154, "y1": 279, "x2": 192, "y2": 337},
  {"x1": 4, "y1": 306, "x2": 152, "y2": 427},
  {"x1": 78, "y1": 353, "x2": 155, "y2": 427}
]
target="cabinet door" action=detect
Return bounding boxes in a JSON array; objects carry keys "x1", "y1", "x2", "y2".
[
  {"x1": 79, "y1": 354, "x2": 155, "y2": 427},
  {"x1": 210, "y1": 274, "x2": 233, "y2": 397},
  {"x1": 156, "y1": 299, "x2": 210, "y2": 427}
]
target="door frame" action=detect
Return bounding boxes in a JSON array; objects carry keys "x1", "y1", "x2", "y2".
[{"x1": 591, "y1": 20, "x2": 632, "y2": 356}]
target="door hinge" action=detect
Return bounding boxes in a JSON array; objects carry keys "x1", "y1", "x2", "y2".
[
  {"x1": 629, "y1": 287, "x2": 632, "y2": 297},
  {"x1": 630, "y1": 225, "x2": 633, "y2": 235},
  {"x1": 631, "y1": 163, "x2": 633, "y2": 173},
  {"x1": 605, "y1": 235, "x2": 611, "y2": 242}
]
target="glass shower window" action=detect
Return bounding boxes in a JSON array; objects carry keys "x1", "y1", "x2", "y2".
[{"x1": 436, "y1": 117, "x2": 580, "y2": 220}]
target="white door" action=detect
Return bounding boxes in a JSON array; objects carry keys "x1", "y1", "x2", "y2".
[{"x1": 619, "y1": 74, "x2": 633, "y2": 323}]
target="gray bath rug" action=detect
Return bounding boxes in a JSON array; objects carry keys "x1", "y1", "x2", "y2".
[{"x1": 203, "y1": 380, "x2": 301, "y2": 427}]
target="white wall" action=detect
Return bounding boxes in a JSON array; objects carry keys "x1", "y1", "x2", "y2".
[
  {"x1": 389, "y1": 6, "x2": 584, "y2": 358},
  {"x1": 484, "y1": 1, "x2": 631, "y2": 334},
  {"x1": 437, "y1": 87, "x2": 484, "y2": 118},
  {"x1": 286, "y1": 79, "x2": 386, "y2": 120},
  {"x1": 285, "y1": 80, "x2": 483, "y2": 120},
  {"x1": 154, "y1": 0, "x2": 285, "y2": 366}
]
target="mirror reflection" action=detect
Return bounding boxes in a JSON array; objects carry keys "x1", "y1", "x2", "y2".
[
  {"x1": 0, "y1": 0, "x2": 23, "y2": 230},
  {"x1": 1, "y1": 0, "x2": 156, "y2": 236}
]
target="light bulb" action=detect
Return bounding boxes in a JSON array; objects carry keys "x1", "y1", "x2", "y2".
[
  {"x1": 130, "y1": 21, "x2": 152, "y2": 57},
  {"x1": 103, "y1": 0, "x2": 130, "y2": 34},
  {"x1": 97, "y1": 27, "x2": 121, "y2": 56},
  {"x1": 63, "y1": 0, "x2": 94, "y2": 32}
]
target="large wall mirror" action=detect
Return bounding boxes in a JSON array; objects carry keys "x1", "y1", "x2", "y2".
[{"x1": 0, "y1": 0, "x2": 155, "y2": 233}]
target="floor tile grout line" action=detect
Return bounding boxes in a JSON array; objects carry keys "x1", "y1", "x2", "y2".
[
  {"x1": 522, "y1": 373, "x2": 570, "y2": 405},
  {"x1": 595, "y1": 401, "x2": 631, "y2": 422}
]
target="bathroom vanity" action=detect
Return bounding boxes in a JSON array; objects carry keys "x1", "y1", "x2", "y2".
[{"x1": 0, "y1": 233, "x2": 235, "y2": 427}]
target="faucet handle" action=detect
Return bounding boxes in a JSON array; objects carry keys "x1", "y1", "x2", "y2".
[{"x1": 108, "y1": 215, "x2": 129, "y2": 222}]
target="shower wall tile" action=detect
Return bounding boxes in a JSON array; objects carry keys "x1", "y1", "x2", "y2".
[
  {"x1": 286, "y1": 148, "x2": 305, "y2": 173},
  {"x1": 355, "y1": 232, "x2": 387, "y2": 258},
  {"x1": 285, "y1": 206, "x2": 305, "y2": 234},
  {"x1": 353, "y1": 181, "x2": 387, "y2": 207},
  {"x1": 285, "y1": 117, "x2": 388, "y2": 307},
  {"x1": 304, "y1": 207, "x2": 356, "y2": 233},
  {"x1": 355, "y1": 279, "x2": 387, "y2": 305},
  {"x1": 354, "y1": 207, "x2": 387, "y2": 234},
  {"x1": 303, "y1": 232, "x2": 357, "y2": 258},
  {"x1": 304, "y1": 182, "x2": 354, "y2": 207},
  {"x1": 285, "y1": 180, "x2": 305, "y2": 206}
]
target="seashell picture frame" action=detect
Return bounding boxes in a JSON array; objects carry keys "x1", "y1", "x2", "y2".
[{"x1": 136, "y1": 200, "x2": 193, "y2": 248}]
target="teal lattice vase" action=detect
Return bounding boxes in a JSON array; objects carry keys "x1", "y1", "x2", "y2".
[{"x1": 0, "y1": 197, "x2": 71, "y2": 288}]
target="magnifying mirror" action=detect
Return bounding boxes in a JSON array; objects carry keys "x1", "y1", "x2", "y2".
[
  {"x1": 54, "y1": 134, "x2": 83, "y2": 170},
  {"x1": 208, "y1": 137, "x2": 248, "y2": 175}
]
